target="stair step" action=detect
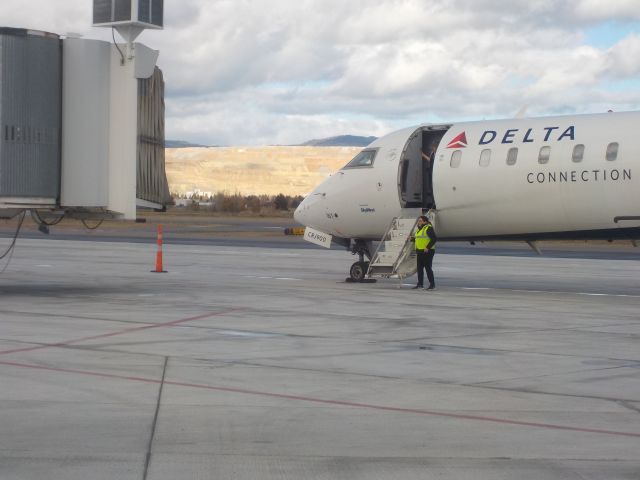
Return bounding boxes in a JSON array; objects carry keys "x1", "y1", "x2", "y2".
[
  {"x1": 395, "y1": 218, "x2": 416, "y2": 230},
  {"x1": 374, "y1": 252, "x2": 398, "y2": 263},
  {"x1": 369, "y1": 264, "x2": 393, "y2": 271},
  {"x1": 382, "y1": 240, "x2": 404, "y2": 251},
  {"x1": 368, "y1": 266, "x2": 394, "y2": 276},
  {"x1": 390, "y1": 230, "x2": 410, "y2": 240},
  {"x1": 370, "y1": 261, "x2": 394, "y2": 267}
]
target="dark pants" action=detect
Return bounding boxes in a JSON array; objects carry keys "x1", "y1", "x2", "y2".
[{"x1": 416, "y1": 249, "x2": 435, "y2": 287}]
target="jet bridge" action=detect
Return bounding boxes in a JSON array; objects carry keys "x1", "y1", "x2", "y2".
[{"x1": 0, "y1": 27, "x2": 170, "y2": 221}]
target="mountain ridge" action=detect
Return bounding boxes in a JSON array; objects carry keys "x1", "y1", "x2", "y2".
[{"x1": 166, "y1": 135, "x2": 376, "y2": 148}]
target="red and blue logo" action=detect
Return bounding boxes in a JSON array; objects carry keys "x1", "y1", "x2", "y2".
[
  {"x1": 446, "y1": 126, "x2": 576, "y2": 149},
  {"x1": 446, "y1": 132, "x2": 468, "y2": 148}
]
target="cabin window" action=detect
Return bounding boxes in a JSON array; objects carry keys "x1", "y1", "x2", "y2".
[
  {"x1": 606, "y1": 142, "x2": 619, "y2": 162},
  {"x1": 342, "y1": 149, "x2": 377, "y2": 169},
  {"x1": 450, "y1": 150, "x2": 462, "y2": 168},
  {"x1": 572, "y1": 144, "x2": 585, "y2": 163},
  {"x1": 538, "y1": 146, "x2": 551, "y2": 164},
  {"x1": 479, "y1": 149, "x2": 491, "y2": 167},
  {"x1": 506, "y1": 147, "x2": 518, "y2": 165}
]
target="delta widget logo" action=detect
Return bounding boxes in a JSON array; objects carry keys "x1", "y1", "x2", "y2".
[{"x1": 446, "y1": 132, "x2": 467, "y2": 148}]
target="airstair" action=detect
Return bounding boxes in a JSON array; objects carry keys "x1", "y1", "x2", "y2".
[{"x1": 366, "y1": 216, "x2": 420, "y2": 281}]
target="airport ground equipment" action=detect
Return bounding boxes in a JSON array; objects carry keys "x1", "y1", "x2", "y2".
[
  {"x1": 284, "y1": 227, "x2": 306, "y2": 236},
  {"x1": 366, "y1": 216, "x2": 419, "y2": 282}
]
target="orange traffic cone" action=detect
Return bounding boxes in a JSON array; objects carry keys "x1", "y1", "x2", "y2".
[{"x1": 151, "y1": 224, "x2": 167, "y2": 273}]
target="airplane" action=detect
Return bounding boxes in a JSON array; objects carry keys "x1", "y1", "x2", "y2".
[{"x1": 293, "y1": 111, "x2": 640, "y2": 281}]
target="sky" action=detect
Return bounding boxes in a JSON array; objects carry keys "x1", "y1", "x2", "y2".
[{"x1": 3, "y1": 0, "x2": 640, "y2": 145}]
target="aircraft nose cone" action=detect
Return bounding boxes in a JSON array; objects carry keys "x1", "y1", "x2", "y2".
[
  {"x1": 293, "y1": 199, "x2": 307, "y2": 225},
  {"x1": 294, "y1": 193, "x2": 326, "y2": 229}
]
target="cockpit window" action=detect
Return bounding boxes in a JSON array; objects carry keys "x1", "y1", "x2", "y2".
[{"x1": 342, "y1": 149, "x2": 378, "y2": 169}]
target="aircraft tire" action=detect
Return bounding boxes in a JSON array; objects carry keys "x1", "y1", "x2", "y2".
[{"x1": 349, "y1": 261, "x2": 369, "y2": 282}]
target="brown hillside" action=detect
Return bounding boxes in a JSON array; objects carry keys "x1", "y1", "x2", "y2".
[{"x1": 165, "y1": 146, "x2": 361, "y2": 196}]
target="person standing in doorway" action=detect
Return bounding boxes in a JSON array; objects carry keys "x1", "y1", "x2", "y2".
[
  {"x1": 421, "y1": 145, "x2": 436, "y2": 209},
  {"x1": 411, "y1": 215, "x2": 437, "y2": 290}
]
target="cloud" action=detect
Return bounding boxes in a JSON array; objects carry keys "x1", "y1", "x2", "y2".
[
  {"x1": 606, "y1": 34, "x2": 640, "y2": 76},
  {"x1": 3, "y1": 0, "x2": 640, "y2": 144},
  {"x1": 574, "y1": 0, "x2": 640, "y2": 21}
]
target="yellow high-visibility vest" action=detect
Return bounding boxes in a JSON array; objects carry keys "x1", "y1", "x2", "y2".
[{"x1": 415, "y1": 224, "x2": 435, "y2": 251}]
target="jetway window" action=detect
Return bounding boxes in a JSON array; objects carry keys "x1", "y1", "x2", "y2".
[
  {"x1": 572, "y1": 144, "x2": 585, "y2": 163},
  {"x1": 538, "y1": 146, "x2": 551, "y2": 164},
  {"x1": 450, "y1": 150, "x2": 462, "y2": 168},
  {"x1": 342, "y1": 148, "x2": 377, "y2": 169},
  {"x1": 139, "y1": 0, "x2": 150, "y2": 23},
  {"x1": 114, "y1": 0, "x2": 133, "y2": 22},
  {"x1": 606, "y1": 142, "x2": 618, "y2": 161},
  {"x1": 506, "y1": 147, "x2": 518, "y2": 165},
  {"x1": 479, "y1": 149, "x2": 491, "y2": 167}
]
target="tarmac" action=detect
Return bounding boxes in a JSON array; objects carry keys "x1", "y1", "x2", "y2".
[{"x1": 0, "y1": 236, "x2": 639, "y2": 479}]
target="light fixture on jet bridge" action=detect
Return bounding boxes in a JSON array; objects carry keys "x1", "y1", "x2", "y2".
[{"x1": 93, "y1": 0, "x2": 164, "y2": 57}]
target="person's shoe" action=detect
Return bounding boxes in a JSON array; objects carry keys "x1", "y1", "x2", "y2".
[
  {"x1": 425, "y1": 285, "x2": 435, "y2": 290},
  {"x1": 412, "y1": 285, "x2": 423, "y2": 289}
]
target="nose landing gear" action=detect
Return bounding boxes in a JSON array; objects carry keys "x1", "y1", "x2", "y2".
[
  {"x1": 347, "y1": 239, "x2": 376, "y2": 283},
  {"x1": 349, "y1": 261, "x2": 369, "y2": 282}
]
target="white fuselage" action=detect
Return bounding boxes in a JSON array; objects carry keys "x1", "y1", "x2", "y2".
[{"x1": 294, "y1": 111, "x2": 640, "y2": 242}]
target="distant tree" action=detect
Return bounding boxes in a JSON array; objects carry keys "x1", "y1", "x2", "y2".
[
  {"x1": 222, "y1": 193, "x2": 244, "y2": 213},
  {"x1": 246, "y1": 195, "x2": 261, "y2": 213},
  {"x1": 259, "y1": 194, "x2": 270, "y2": 206},
  {"x1": 274, "y1": 193, "x2": 289, "y2": 210},
  {"x1": 211, "y1": 192, "x2": 242, "y2": 213},
  {"x1": 289, "y1": 195, "x2": 304, "y2": 209}
]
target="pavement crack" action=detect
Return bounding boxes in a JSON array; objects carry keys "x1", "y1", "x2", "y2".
[
  {"x1": 143, "y1": 356, "x2": 168, "y2": 480},
  {"x1": 460, "y1": 383, "x2": 639, "y2": 405},
  {"x1": 468, "y1": 363, "x2": 640, "y2": 387},
  {"x1": 617, "y1": 400, "x2": 640, "y2": 414}
]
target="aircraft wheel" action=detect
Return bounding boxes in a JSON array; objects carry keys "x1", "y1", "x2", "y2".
[{"x1": 349, "y1": 261, "x2": 369, "y2": 282}]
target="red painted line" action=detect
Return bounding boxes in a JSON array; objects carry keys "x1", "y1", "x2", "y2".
[
  {"x1": 0, "y1": 360, "x2": 162, "y2": 384},
  {"x1": 1, "y1": 359, "x2": 639, "y2": 439},
  {"x1": 0, "y1": 309, "x2": 241, "y2": 356}
]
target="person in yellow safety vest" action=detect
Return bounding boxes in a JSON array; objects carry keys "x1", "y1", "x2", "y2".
[{"x1": 411, "y1": 215, "x2": 437, "y2": 290}]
